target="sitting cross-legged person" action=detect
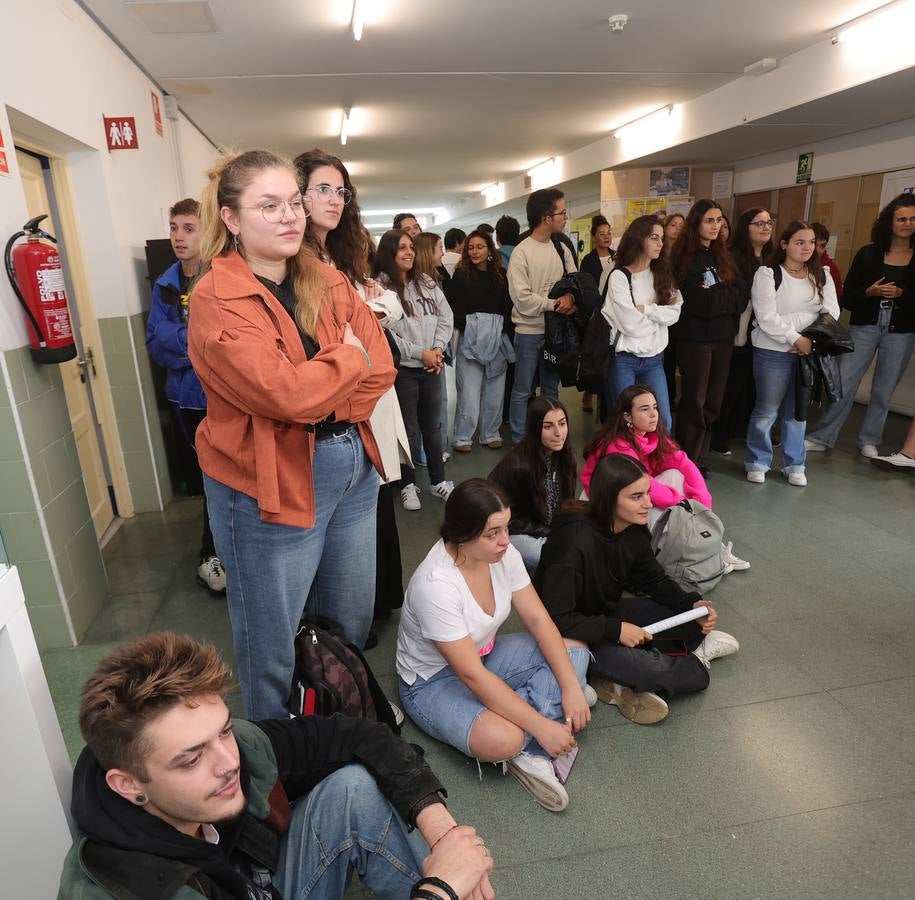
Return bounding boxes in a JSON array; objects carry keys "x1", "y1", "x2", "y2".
[
  {"x1": 535, "y1": 453, "x2": 739, "y2": 725},
  {"x1": 396, "y1": 478, "x2": 591, "y2": 813},
  {"x1": 58, "y1": 632, "x2": 494, "y2": 900}
]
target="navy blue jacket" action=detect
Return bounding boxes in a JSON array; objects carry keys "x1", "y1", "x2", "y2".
[{"x1": 145, "y1": 261, "x2": 207, "y2": 409}]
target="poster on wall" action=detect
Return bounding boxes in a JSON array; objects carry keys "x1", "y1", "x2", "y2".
[
  {"x1": 0, "y1": 126, "x2": 9, "y2": 176},
  {"x1": 648, "y1": 167, "x2": 690, "y2": 197},
  {"x1": 104, "y1": 116, "x2": 139, "y2": 151},
  {"x1": 711, "y1": 170, "x2": 733, "y2": 198}
]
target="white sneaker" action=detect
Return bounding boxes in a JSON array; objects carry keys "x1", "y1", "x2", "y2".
[
  {"x1": 442, "y1": 451, "x2": 451, "y2": 463},
  {"x1": 583, "y1": 684, "x2": 598, "y2": 708},
  {"x1": 783, "y1": 470, "x2": 807, "y2": 487},
  {"x1": 506, "y1": 751, "x2": 569, "y2": 812},
  {"x1": 400, "y1": 484, "x2": 421, "y2": 511},
  {"x1": 859, "y1": 444, "x2": 879, "y2": 459},
  {"x1": 197, "y1": 556, "x2": 227, "y2": 593},
  {"x1": 804, "y1": 438, "x2": 827, "y2": 452},
  {"x1": 692, "y1": 630, "x2": 740, "y2": 669},
  {"x1": 389, "y1": 701, "x2": 405, "y2": 728},
  {"x1": 746, "y1": 470, "x2": 765, "y2": 484},
  {"x1": 430, "y1": 480, "x2": 454, "y2": 501},
  {"x1": 871, "y1": 451, "x2": 915, "y2": 471},
  {"x1": 720, "y1": 541, "x2": 750, "y2": 571}
]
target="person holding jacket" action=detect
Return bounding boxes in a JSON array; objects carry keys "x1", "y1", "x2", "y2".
[
  {"x1": 581, "y1": 385, "x2": 749, "y2": 572},
  {"x1": 450, "y1": 229, "x2": 513, "y2": 452},
  {"x1": 602, "y1": 215, "x2": 682, "y2": 429},
  {"x1": 806, "y1": 195, "x2": 915, "y2": 458},
  {"x1": 145, "y1": 198, "x2": 225, "y2": 594},
  {"x1": 535, "y1": 453, "x2": 738, "y2": 726},
  {"x1": 59, "y1": 631, "x2": 495, "y2": 900},
  {"x1": 669, "y1": 200, "x2": 749, "y2": 473},
  {"x1": 745, "y1": 221, "x2": 839, "y2": 486},
  {"x1": 188, "y1": 150, "x2": 396, "y2": 720}
]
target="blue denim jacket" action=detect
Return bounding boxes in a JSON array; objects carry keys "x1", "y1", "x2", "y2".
[{"x1": 462, "y1": 312, "x2": 515, "y2": 377}]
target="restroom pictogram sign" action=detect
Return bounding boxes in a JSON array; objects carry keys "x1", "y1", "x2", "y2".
[{"x1": 104, "y1": 116, "x2": 138, "y2": 151}]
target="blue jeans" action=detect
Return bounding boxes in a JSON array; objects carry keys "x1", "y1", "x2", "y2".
[
  {"x1": 606, "y1": 351, "x2": 672, "y2": 430},
  {"x1": 509, "y1": 332, "x2": 560, "y2": 443},
  {"x1": 454, "y1": 341, "x2": 507, "y2": 446},
  {"x1": 807, "y1": 308, "x2": 915, "y2": 448},
  {"x1": 746, "y1": 348, "x2": 806, "y2": 473},
  {"x1": 399, "y1": 632, "x2": 589, "y2": 759},
  {"x1": 395, "y1": 367, "x2": 446, "y2": 485},
  {"x1": 275, "y1": 764, "x2": 429, "y2": 899},
  {"x1": 204, "y1": 427, "x2": 379, "y2": 720}
]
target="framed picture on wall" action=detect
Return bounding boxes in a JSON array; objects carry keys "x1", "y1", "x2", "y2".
[{"x1": 649, "y1": 167, "x2": 690, "y2": 197}]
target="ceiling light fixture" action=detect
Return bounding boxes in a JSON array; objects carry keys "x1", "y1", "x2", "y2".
[
  {"x1": 743, "y1": 57, "x2": 777, "y2": 76},
  {"x1": 339, "y1": 107, "x2": 351, "y2": 146},
  {"x1": 351, "y1": 0, "x2": 364, "y2": 41},
  {"x1": 613, "y1": 104, "x2": 673, "y2": 139},
  {"x1": 832, "y1": 0, "x2": 915, "y2": 45}
]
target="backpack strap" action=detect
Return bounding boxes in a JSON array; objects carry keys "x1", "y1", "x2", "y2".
[
  {"x1": 551, "y1": 234, "x2": 570, "y2": 275},
  {"x1": 767, "y1": 264, "x2": 782, "y2": 292}
]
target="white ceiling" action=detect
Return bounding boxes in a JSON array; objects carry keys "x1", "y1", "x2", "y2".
[{"x1": 81, "y1": 0, "x2": 892, "y2": 212}]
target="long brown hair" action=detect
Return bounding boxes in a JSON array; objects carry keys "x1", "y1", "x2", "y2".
[
  {"x1": 199, "y1": 149, "x2": 326, "y2": 337},
  {"x1": 764, "y1": 220, "x2": 826, "y2": 299},
  {"x1": 412, "y1": 232, "x2": 443, "y2": 283},
  {"x1": 585, "y1": 384, "x2": 679, "y2": 470},
  {"x1": 294, "y1": 147, "x2": 371, "y2": 283},
  {"x1": 729, "y1": 207, "x2": 773, "y2": 286},
  {"x1": 670, "y1": 199, "x2": 738, "y2": 286},
  {"x1": 613, "y1": 215, "x2": 676, "y2": 305},
  {"x1": 373, "y1": 229, "x2": 414, "y2": 315}
]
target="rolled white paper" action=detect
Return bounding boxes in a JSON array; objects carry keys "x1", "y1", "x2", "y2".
[{"x1": 644, "y1": 606, "x2": 709, "y2": 635}]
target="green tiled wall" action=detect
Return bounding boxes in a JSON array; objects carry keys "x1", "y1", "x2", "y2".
[
  {"x1": 0, "y1": 346, "x2": 108, "y2": 649},
  {"x1": 98, "y1": 314, "x2": 172, "y2": 512}
]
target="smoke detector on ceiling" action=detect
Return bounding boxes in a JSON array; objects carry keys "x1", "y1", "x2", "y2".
[{"x1": 608, "y1": 14, "x2": 628, "y2": 32}]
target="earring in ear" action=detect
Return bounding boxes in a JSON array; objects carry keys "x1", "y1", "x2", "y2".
[
  {"x1": 625, "y1": 419, "x2": 634, "y2": 430},
  {"x1": 135, "y1": 793, "x2": 148, "y2": 805},
  {"x1": 232, "y1": 234, "x2": 239, "y2": 252}
]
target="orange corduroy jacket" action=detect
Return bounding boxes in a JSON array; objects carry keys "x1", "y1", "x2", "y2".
[{"x1": 188, "y1": 251, "x2": 396, "y2": 527}]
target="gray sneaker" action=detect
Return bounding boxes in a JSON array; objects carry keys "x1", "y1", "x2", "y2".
[
  {"x1": 197, "y1": 556, "x2": 226, "y2": 594},
  {"x1": 507, "y1": 751, "x2": 569, "y2": 811}
]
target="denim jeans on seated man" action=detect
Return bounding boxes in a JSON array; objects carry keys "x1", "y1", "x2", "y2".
[
  {"x1": 509, "y1": 332, "x2": 560, "y2": 444},
  {"x1": 745, "y1": 347, "x2": 806, "y2": 474},
  {"x1": 204, "y1": 427, "x2": 379, "y2": 720},
  {"x1": 606, "y1": 351, "x2": 673, "y2": 431},
  {"x1": 807, "y1": 308, "x2": 915, "y2": 449},
  {"x1": 276, "y1": 764, "x2": 430, "y2": 899}
]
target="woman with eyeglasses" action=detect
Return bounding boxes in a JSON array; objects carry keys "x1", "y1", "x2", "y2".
[
  {"x1": 806, "y1": 194, "x2": 915, "y2": 459},
  {"x1": 294, "y1": 147, "x2": 411, "y2": 630},
  {"x1": 669, "y1": 199, "x2": 749, "y2": 473},
  {"x1": 188, "y1": 150, "x2": 396, "y2": 720},
  {"x1": 745, "y1": 220, "x2": 839, "y2": 486},
  {"x1": 601, "y1": 215, "x2": 682, "y2": 429},
  {"x1": 710, "y1": 208, "x2": 775, "y2": 455}
]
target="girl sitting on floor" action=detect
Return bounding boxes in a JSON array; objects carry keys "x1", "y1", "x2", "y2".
[
  {"x1": 535, "y1": 453, "x2": 739, "y2": 725},
  {"x1": 488, "y1": 396, "x2": 578, "y2": 570},
  {"x1": 396, "y1": 478, "x2": 591, "y2": 812},
  {"x1": 581, "y1": 384, "x2": 749, "y2": 573}
]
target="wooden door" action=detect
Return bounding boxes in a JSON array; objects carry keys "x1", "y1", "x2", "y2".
[
  {"x1": 775, "y1": 185, "x2": 809, "y2": 228},
  {"x1": 734, "y1": 191, "x2": 772, "y2": 217},
  {"x1": 15, "y1": 149, "x2": 114, "y2": 539}
]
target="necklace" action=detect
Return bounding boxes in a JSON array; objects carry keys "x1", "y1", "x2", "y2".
[{"x1": 785, "y1": 263, "x2": 807, "y2": 275}]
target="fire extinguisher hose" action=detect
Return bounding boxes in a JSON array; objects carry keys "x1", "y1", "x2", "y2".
[{"x1": 4, "y1": 231, "x2": 48, "y2": 348}]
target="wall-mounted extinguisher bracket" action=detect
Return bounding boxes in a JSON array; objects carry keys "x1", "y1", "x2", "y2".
[{"x1": 4, "y1": 215, "x2": 78, "y2": 364}]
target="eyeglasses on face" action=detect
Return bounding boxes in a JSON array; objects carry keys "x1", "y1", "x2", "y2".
[
  {"x1": 549, "y1": 209, "x2": 569, "y2": 219},
  {"x1": 308, "y1": 184, "x2": 353, "y2": 205},
  {"x1": 646, "y1": 234, "x2": 664, "y2": 243},
  {"x1": 240, "y1": 197, "x2": 309, "y2": 223},
  {"x1": 750, "y1": 219, "x2": 775, "y2": 229}
]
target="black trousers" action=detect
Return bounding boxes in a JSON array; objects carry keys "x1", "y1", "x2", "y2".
[
  {"x1": 373, "y1": 482, "x2": 403, "y2": 620},
  {"x1": 395, "y1": 366, "x2": 445, "y2": 485},
  {"x1": 675, "y1": 339, "x2": 734, "y2": 466},
  {"x1": 173, "y1": 405, "x2": 216, "y2": 561},
  {"x1": 589, "y1": 595, "x2": 710, "y2": 697},
  {"x1": 711, "y1": 344, "x2": 755, "y2": 450}
]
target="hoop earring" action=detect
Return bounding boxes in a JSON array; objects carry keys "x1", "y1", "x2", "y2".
[{"x1": 134, "y1": 793, "x2": 148, "y2": 806}]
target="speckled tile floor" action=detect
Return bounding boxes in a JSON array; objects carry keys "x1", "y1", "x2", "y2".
[{"x1": 40, "y1": 395, "x2": 915, "y2": 899}]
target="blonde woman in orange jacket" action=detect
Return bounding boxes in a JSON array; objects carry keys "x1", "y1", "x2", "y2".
[{"x1": 189, "y1": 150, "x2": 395, "y2": 719}]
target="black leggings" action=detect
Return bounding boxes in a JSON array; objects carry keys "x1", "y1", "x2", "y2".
[{"x1": 589, "y1": 595, "x2": 710, "y2": 696}]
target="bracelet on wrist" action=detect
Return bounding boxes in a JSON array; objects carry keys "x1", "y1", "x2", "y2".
[
  {"x1": 413, "y1": 876, "x2": 459, "y2": 900},
  {"x1": 429, "y1": 823, "x2": 459, "y2": 851}
]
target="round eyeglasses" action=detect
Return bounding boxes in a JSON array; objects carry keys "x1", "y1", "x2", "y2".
[
  {"x1": 308, "y1": 184, "x2": 353, "y2": 205},
  {"x1": 240, "y1": 197, "x2": 309, "y2": 223},
  {"x1": 750, "y1": 219, "x2": 775, "y2": 230}
]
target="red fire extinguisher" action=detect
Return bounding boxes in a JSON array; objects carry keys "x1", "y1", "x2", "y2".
[{"x1": 4, "y1": 214, "x2": 78, "y2": 364}]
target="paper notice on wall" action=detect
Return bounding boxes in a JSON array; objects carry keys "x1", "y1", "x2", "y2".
[
  {"x1": 712, "y1": 171, "x2": 733, "y2": 198},
  {"x1": 600, "y1": 199, "x2": 627, "y2": 232}
]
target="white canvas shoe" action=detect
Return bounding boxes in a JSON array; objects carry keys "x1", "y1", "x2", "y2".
[
  {"x1": 506, "y1": 751, "x2": 569, "y2": 812},
  {"x1": 197, "y1": 556, "x2": 227, "y2": 594},
  {"x1": 859, "y1": 444, "x2": 879, "y2": 459},
  {"x1": 692, "y1": 630, "x2": 740, "y2": 669}
]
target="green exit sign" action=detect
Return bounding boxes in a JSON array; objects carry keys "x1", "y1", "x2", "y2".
[{"x1": 796, "y1": 152, "x2": 814, "y2": 184}]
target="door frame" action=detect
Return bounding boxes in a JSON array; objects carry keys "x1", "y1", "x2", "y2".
[{"x1": 13, "y1": 135, "x2": 134, "y2": 519}]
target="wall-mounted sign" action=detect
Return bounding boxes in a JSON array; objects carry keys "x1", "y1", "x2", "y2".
[
  {"x1": 104, "y1": 116, "x2": 138, "y2": 151},
  {"x1": 796, "y1": 152, "x2": 814, "y2": 184},
  {"x1": 151, "y1": 92, "x2": 163, "y2": 137},
  {"x1": 0, "y1": 126, "x2": 9, "y2": 176}
]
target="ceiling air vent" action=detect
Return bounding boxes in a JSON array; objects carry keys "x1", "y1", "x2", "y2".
[{"x1": 126, "y1": 1, "x2": 218, "y2": 34}]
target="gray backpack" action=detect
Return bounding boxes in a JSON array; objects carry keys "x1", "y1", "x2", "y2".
[{"x1": 650, "y1": 499, "x2": 726, "y2": 593}]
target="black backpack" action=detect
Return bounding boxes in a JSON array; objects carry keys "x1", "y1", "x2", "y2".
[
  {"x1": 289, "y1": 616, "x2": 400, "y2": 732},
  {"x1": 574, "y1": 267, "x2": 632, "y2": 394}
]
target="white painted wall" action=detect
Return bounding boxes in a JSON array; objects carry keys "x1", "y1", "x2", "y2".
[
  {"x1": 734, "y1": 117, "x2": 915, "y2": 193},
  {"x1": 0, "y1": 0, "x2": 218, "y2": 351}
]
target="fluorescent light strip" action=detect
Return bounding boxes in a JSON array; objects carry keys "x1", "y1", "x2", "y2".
[
  {"x1": 480, "y1": 182, "x2": 501, "y2": 197},
  {"x1": 351, "y1": 0, "x2": 364, "y2": 41},
  {"x1": 613, "y1": 104, "x2": 673, "y2": 139},
  {"x1": 340, "y1": 107, "x2": 350, "y2": 146},
  {"x1": 526, "y1": 158, "x2": 555, "y2": 178},
  {"x1": 832, "y1": 0, "x2": 915, "y2": 43}
]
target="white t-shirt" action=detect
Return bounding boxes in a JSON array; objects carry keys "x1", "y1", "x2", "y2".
[
  {"x1": 751, "y1": 265, "x2": 839, "y2": 352},
  {"x1": 396, "y1": 539, "x2": 531, "y2": 684}
]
